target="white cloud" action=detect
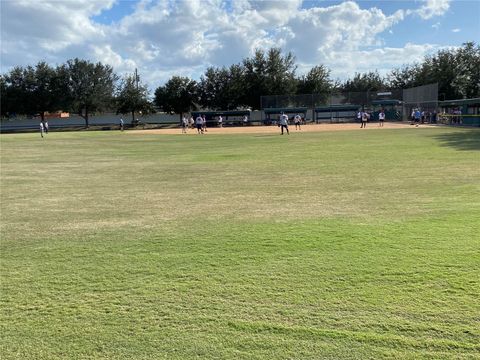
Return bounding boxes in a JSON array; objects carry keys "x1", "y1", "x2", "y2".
[
  {"x1": 90, "y1": 44, "x2": 137, "y2": 72},
  {"x1": 432, "y1": 22, "x2": 441, "y2": 29},
  {"x1": 330, "y1": 43, "x2": 439, "y2": 79},
  {"x1": 452, "y1": 28, "x2": 461, "y2": 33},
  {"x1": 415, "y1": 0, "x2": 450, "y2": 20},
  {"x1": 279, "y1": 2, "x2": 405, "y2": 63},
  {"x1": 0, "y1": 0, "x2": 113, "y2": 52},
  {"x1": 0, "y1": 0, "x2": 459, "y2": 90},
  {"x1": 0, "y1": 0, "x2": 115, "y2": 76}
]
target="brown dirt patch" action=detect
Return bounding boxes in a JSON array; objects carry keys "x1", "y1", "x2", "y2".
[{"x1": 131, "y1": 122, "x2": 415, "y2": 135}]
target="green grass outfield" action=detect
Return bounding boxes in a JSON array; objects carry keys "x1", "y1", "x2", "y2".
[{"x1": 1, "y1": 126, "x2": 479, "y2": 359}]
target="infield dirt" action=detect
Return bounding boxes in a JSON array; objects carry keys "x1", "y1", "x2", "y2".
[{"x1": 131, "y1": 122, "x2": 415, "y2": 135}]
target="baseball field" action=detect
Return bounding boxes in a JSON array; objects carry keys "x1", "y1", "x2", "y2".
[{"x1": 1, "y1": 124, "x2": 479, "y2": 359}]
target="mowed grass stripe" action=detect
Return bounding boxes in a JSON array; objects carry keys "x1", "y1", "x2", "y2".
[
  {"x1": 1, "y1": 126, "x2": 479, "y2": 359},
  {"x1": 1, "y1": 128, "x2": 478, "y2": 236}
]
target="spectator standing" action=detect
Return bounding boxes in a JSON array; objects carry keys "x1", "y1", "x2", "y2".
[
  {"x1": 44, "y1": 120, "x2": 49, "y2": 134},
  {"x1": 119, "y1": 118, "x2": 124, "y2": 131},
  {"x1": 243, "y1": 115, "x2": 248, "y2": 126},
  {"x1": 218, "y1": 115, "x2": 223, "y2": 128},
  {"x1": 39, "y1": 121, "x2": 45, "y2": 138},
  {"x1": 414, "y1": 109, "x2": 421, "y2": 127}
]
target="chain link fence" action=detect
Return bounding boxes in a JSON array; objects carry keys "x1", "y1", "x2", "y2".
[
  {"x1": 261, "y1": 85, "x2": 438, "y2": 123},
  {"x1": 261, "y1": 89, "x2": 406, "y2": 109},
  {"x1": 261, "y1": 88, "x2": 406, "y2": 122},
  {"x1": 402, "y1": 83, "x2": 439, "y2": 122}
]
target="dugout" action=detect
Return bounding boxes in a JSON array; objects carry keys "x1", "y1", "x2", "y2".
[
  {"x1": 314, "y1": 105, "x2": 359, "y2": 123},
  {"x1": 438, "y1": 98, "x2": 480, "y2": 126},
  {"x1": 263, "y1": 107, "x2": 308, "y2": 125},
  {"x1": 371, "y1": 100, "x2": 402, "y2": 121},
  {"x1": 191, "y1": 110, "x2": 251, "y2": 127}
]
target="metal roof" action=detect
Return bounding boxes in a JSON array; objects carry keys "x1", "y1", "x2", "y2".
[
  {"x1": 371, "y1": 100, "x2": 402, "y2": 105},
  {"x1": 191, "y1": 110, "x2": 251, "y2": 116},
  {"x1": 439, "y1": 98, "x2": 480, "y2": 106},
  {"x1": 314, "y1": 105, "x2": 359, "y2": 112},
  {"x1": 263, "y1": 107, "x2": 308, "y2": 114}
]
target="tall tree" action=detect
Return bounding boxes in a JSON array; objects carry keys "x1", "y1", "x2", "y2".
[
  {"x1": 198, "y1": 66, "x2": 246, "y2": 110},
  {"x1": 388, "y1": 42, "x2": 480, "y2": 100},
  {"x1": 64, "y1": 58, "x2": 117, "y2": 128},
  {"x1": 116, "y1": 73, "x2": 153, "y2": 125},
  {"x1": 26, "y1": 62, "x2": 61, "y2": 121},
  {"x1": 154, "y1": 76, "x2": 198, "y2": 119},
  {"x1": 242, "y1": 49, "x2": 268, "y2": 109},
  {"x1": 265, "y1": 48, "x2": 297, "y2": 95},
  {"x1": 341, "y1": 71, "x2": 386, "y2": 105},
  {"x1": 242, "y1": 48, "x2": 297, "y2": 109},
  {"x1": 2, "y1": 62, "x2": 63, "y2": 121},
  {"x1": 0, "y1": 75, "x2": 7, "y2": 117},
  {"x1": 198, "y1": 67, "x2": 225, "y2": 110},
  {"x1": 450, "y1": 42, "x2": 480, "y2": 98},
  {"x1": 387, "y1": 64, "x2": 420, "y2": 89},
  {"x1": 342, "y1": 71, "x2": 385, "y2": 92},
  {"x1": 296, "y1": 65, "x2": 334, "y2": 104},
  {"x1": 1, "y1": 67, "x2": 27, "y2": 117},
  {"x1": 227, "y1": 63, "x2": 247, "y2": 109}
]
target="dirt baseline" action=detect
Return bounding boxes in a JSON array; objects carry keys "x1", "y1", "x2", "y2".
[{"x1": 132, "y1": 122, "x2": 415, "y2": 135}]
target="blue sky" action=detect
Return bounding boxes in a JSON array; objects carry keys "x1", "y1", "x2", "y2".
[
  {"x1": 91, "y1": 0, "x2": 479, "y2": 47},
  {"x1": 1, "y1": 0, "x2": 479, "y2": 89},
  {"x1": 92, "y1": 1, "x2": 137, "y2": 24}
]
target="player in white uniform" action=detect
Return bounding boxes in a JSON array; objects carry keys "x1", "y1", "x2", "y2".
[
  {"x1": 361, "y1": 111, "x2": 368, "y2": 128},
  {"x1": 378, "y1": 110, "x2": 385, "y2": 127},
  {"x1": 279, "y1": 113, "x2": 289, "y2": 135},
  {"x1": 182, "y1": 116, "x2": 188, "y2": 133},
  {"x1": 294, "y1": 114, "x2": 302, "y2": 130},
  {"x1": 195, "y1": 115, "x2": 204, "y2": 134}
]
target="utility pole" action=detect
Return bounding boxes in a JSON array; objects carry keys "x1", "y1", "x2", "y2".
[
  {"x1": 135, "y1": 68, "x2": 139, "y2": 90},
  {"x1": 133, "y1": 68, "x2": 139, "y2": 126}
]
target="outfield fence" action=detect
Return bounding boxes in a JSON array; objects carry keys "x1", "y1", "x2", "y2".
[
  {"x1": 402, "y1": 83, "x2": 439, "y2": 121},
  {"x1": 261, "y1": 89, "x2": 405, "y2": 123},
  {"x1": 4, "y1": 84, "x2": 480, "y2": 132},
  {"x1": 258, "y1": 84, "x2": 480, "y2": 125},
  {"x1": 261, "y1": 90, "x2": 404, "y2": 110}
]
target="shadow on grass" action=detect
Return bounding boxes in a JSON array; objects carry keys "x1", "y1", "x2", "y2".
[{"x1": 432, "y1": 128, "x2": 480, "y2": 151}]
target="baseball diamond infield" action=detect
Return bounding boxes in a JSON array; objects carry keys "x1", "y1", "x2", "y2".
[{"x1": 131, "y1": 122, "x2": 415, "y2": 135}]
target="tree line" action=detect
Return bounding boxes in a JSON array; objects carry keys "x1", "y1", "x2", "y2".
[
  {"x1": 0, "y1": 59, "x2": 152, "y2": 127},
  {"x1": 1, "y1": 42, "x2": 478, "y2": 126}
]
